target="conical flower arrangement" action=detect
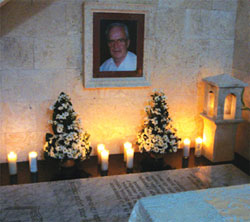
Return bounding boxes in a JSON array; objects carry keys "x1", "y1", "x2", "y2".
[
  {"x1": 137, "y1": 90, "x2": 180, "y2": 155},
  {"x1": 44, "y1": 92, "x2": 92, "y2": 161}
]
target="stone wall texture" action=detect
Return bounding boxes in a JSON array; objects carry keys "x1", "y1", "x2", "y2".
[
  {"x1": 0, "y1": 0, "x2": 248, "y2": 163},
  {"x1": 233, "y1": 0, "x2": 250, "y2": 160}
]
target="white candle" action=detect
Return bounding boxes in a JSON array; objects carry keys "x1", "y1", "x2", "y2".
[
  {"x1": 126, "y1": 148, "x2": 134, "y2": 169},
  {"x1": 124, "y1": 142, "x2": 132, "y2": 162},
  {"x1": 97, "y1": 144, "x2": 105, "y2": 164},
  {"x1": 195, "y1": 137, "x2": 203, "y2": 157},
  {"x1": 101, "y1": 149, "x2": 109, "y2": 171},
  {"x1": 29, "y1": 151, "x2": 38, "y2": 173},
  {"x1": 7, "y1": 152, "x2": 17, "y2": 175},
  {"x1": 183, "y1": 138, "x2": 191, "y2": 158}
]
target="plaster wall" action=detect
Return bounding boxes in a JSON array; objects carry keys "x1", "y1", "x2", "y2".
[
  {"x1": 233, "y1": 0, "x2": 250, "y2": 160},
  {"x1": 0, "y1": 0, "x2": 238, "y2": 163}
]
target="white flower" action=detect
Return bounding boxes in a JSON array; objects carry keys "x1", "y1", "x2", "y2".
[
  {"x1": 154, "y1": 147, "x2": 159, "y2": 152},
  {"x1": 57, "y1": 124, "x2": 64, "y2": 133},
  {"x1": 64, "y1": 140, "x2": 70, "y2": 145},
  {"x1": 163, "y1": 143, "x2": 168, "y2": 149},
  {"x1": 173, "y1": 146, "x2": 178, "y2": 152},
  {"x1": 62, "y1": 103, "x2": 68, "y2": 109},
  {"x1": 63, "y1": 147, "x2": 67, "y2": 154},
  {"x1": 72, "y1": 142, "x2": 77, "y2": 149},
  {"x1": 170, "y1": 140, "x2": 176, "y2": 146}
]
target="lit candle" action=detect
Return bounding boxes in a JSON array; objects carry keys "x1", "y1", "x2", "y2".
[
  {"x1": 124, "y1": 142, "x2": 132, "y2": 162},
  {"x1": 7, "y1": 152, "x2": 17, "y2": 175},
  {"x1": 97, "y1": 144, "x2": 105, "y2": 164},
  {"x1": 183, "y1": 138, "x2": 191, "y2": 158},
  {"x1": 101, "y1": 149, "x2": 109, "y2": 171},
  {"x1": 29, "y1": 151, "x2": 38, "y2": 173},
  {"x1": 126, "y1": 148, "x2": 134, "y2": 169},
  {"x1": 195, "y1": 137, "x2": 203, "y2": 157}
]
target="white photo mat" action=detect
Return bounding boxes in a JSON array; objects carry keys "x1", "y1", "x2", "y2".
[{"x1": 83, "y1": 3, "x2": 154, "y2": 88}]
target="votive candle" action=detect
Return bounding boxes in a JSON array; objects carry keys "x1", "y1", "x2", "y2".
[
  {"x1": 183, "y1": 138, "x2": 191, "y2": 158},
  {"x1": 7, "y1": 152, "x2": 17, "y2": 175},
  {"x1": 101, "y1": 149, "x2": 109, "y2": 171},
  {"x1": 97, "y1": 144, "x2": 105, "y2": 164},
  {"x1": 195, "y1": 137, "x2": 203, "y2": 157},
  {"x1": 29, "y1": 151, "x2": 38, "y2": 173},
  {"x1": 126, "y1": 148, "x2": 134, "y2": 169},
  {"x1": 124, "y1": 142, "x2": 132, "y2": 162}
]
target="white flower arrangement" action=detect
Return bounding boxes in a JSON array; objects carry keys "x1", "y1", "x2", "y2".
[
  {"x1": 137, "y1": 90, "x2": 180, "y2": 154},
  {"x1": 44, "y1": 92, "x2": 92, "y2": 161}
]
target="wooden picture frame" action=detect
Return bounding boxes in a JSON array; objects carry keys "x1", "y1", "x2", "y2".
[{"x1": 93, "y1": 13, "x2": 144, "y2": 78}]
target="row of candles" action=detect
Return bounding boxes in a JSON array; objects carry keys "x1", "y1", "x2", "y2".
[
  {"x1": 8, "y1": 151, "x2": 38, "y2": 175},
  {"x1": 184, "y1": 137, "x2": 203, "y2": 158},
  {"x1": 97, "y1": 142, "x2": 134, "y2": 171},
  {"x1": 6, "y1": 137, "x2": 203, "y2": 175}
]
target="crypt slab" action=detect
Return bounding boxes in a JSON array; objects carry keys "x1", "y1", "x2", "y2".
[{"x1": 0, "y1": 164, "x2": 249, "y2": 222}]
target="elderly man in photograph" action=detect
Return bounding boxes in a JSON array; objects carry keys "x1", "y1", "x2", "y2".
[{"x1": 100, "y1": 22, "x2": 137, "y2": 72}]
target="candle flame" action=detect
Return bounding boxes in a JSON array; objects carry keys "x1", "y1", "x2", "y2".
[
  {"x1": 195, "y1": 137, "x2": 203, "y2": 144},
  {"x1": 124, "y1": 142, "x2": 132, "y2": 149},
  {"x1": 97, "y1": 144, "x2": 105, "y2": 152},
  {"x1": 8, "y1": 152, "x2": 17, "y2": 159},
  {"x1": 184, "y1": 138, "x2": 191, "y2": 145},
  {"x1": 29, "y1": 151, "x2": 37, "y2": 158}
]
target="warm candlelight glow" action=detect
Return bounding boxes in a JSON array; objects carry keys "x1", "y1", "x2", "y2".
[
  {"x1": 124, "y1": 142, "x2": 132, "y2": 149},
  {"x1": 8, "y1": 151, "x2": 17, "y2": 160},
  {"x1": 183, "y1": 138, "x2": 191, "y2": 158},
  {"x1": 207, "y1": 91, "x2": 215, "y2": 117},
  {"x1": 184, "y1": 138, "x2": 191, "y2": 146},
  {"x1": 7, "y1": 152, "x2": 17, "y2": 175},
  {"x1": 29, "y1": 151, "x2": 37, "y2": 158},
  {"x1": 97, "y1": 144, "x2": 105, "y2": 164},
  {"x1": 124, "y1": 142, "x2": 132, "y2": 162},
  {"x1": 29, "y1": 151, "x2": 38, "y2": 173},
  {"x1": 195, "y1": 137, "x2": 203, "y2": 157},
  {"x1": 101, "y1": 149, "x2": 109, "y2": 171},
  {"x1": 224, "y1": 94, "x2": 236, "y2": 120},
  {"x1": 126, "y1": 147, "x2": 134, "y2": 169},
  {"x1": 196, "y1": 137, "x2": 202, "y2": 144}
]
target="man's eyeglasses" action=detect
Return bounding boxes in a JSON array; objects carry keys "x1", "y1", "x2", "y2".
[{"x1": 108, "y1": 38, "x2": 127, "y2": 46}]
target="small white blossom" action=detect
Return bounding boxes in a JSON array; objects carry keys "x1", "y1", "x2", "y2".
[{"x1": 57, "y1": 124, "x2": 64, "y2": 133}]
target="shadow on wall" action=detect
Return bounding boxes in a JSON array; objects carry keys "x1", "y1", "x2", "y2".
[{"x1": 0, "y1": 0, "x2": 57, "y2": 37}]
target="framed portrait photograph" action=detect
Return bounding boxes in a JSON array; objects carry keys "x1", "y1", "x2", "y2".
[
  {"x1": 93, "y1": 13, "x2": 144, "y2": 78},
  {"x1": 83, "y1": 3, "x2": 153, "y2": 88}
]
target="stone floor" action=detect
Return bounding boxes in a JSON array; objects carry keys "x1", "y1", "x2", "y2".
[{"x1": 0, "y1": 164, "x2": 249, "y2": 222}]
